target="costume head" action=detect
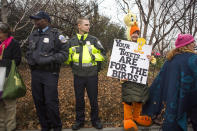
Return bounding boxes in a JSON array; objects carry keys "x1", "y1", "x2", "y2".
[
  {"x1": 124, "y1": 11, "x2": 139, "y2": 40},
  {"x1": 124, "y1": 11, "x2": 138, "y2": 27},
  {"x1": 175, "y1": 34, "x2": 195, "y2": 48}
]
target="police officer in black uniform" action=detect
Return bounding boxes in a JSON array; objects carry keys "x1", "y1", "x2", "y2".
[{"x1": 26, "y1": 11, "x2": 68, "y2": 131}]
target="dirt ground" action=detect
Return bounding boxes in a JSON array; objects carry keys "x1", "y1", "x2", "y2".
[{"x1": 16, "y1": 63, "x2": 157, "y2": 130}]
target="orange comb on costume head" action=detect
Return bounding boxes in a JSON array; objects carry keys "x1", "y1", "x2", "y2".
[{"x1": 130, "y1": 25, "x2": 140, "y2": 36}]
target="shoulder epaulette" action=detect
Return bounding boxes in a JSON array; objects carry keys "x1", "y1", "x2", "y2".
[{"x1": 51, "y1": 28, "x2": 59, "y2": 33}]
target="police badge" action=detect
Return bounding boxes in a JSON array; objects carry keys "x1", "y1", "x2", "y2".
[
  {"x1": 43, "y1": 38, "x2": 49, "y2": 43},
  {"x1": 86, "y1": 41, "x2": 91, "y2": 45}
]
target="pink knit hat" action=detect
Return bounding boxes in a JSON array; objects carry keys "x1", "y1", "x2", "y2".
[{"x1": 175, "y1": 34, "x2": 195, "y2": 48}]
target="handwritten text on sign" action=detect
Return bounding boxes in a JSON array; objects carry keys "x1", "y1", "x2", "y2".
[{"x1": 107, "y1": 39, "x2": 152, "y2": 85}]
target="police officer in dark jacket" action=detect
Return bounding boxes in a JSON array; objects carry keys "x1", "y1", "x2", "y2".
[{"x1": 26, "y1": 11, "x2": 68, "y2": 131}]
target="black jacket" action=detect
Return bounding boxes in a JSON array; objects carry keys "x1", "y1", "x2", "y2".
[
  {"x1": 122, "y1": 81, "x2": 149, "y2": 103},
  {"x1": 26, "y1": 27, "x2": 68, "y2": 72},
  {"x1": 0, "y1": 39, "x2": 21, "y2": 77}
]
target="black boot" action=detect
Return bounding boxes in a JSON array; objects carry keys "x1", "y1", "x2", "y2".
[
  {"x1": 53, "y1": 127, "x2": 62, "y2": 131},
  {"x1": 72, "y1": 122, "x2": 84, "y2": 130},
  {"x1": 92, "y1": 121, "x2": 103, "y2": 129}
]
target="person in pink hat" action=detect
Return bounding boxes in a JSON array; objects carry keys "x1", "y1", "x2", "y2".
[{"x1": 143, "y1": 34, "x2": 197, "y2": 131}]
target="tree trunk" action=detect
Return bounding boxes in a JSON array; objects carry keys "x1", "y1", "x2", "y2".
[{"x1": 1, "y1": 0, "x2": 9, "y2": 23}]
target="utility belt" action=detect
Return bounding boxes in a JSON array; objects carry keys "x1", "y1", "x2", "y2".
[
  {"x1": 30, "y1": 63, "x2": 60, "y2": 73},
  {"x1": 73, "y1": 62, "x2": 95, "y2": 67}
]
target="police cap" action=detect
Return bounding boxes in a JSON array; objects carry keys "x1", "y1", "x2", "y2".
[{"x1": 30, "y1": 11, "x2": 51, "y2": 22}]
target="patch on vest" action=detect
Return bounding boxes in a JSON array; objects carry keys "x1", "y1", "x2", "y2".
[{"x1": 59, "y1": 35, "x2": 67, "y2": 43}]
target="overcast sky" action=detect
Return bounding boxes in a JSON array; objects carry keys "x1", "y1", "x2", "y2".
[
  {"x1": 98, "y1": 0, "x2": 139, "y2": 27},
  {"x1": 98, "y1": 0, "x2": 125, "y2": 26}
]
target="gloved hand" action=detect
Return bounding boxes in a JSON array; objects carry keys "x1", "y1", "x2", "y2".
[
  {"x1": 97, "y1": 61, "x2": 101, "y2": 72},
  {"x1": 120, "y1": 78, "x2": 128, "y2": 83},
  {"x1": 36, "y1": 55, "x2": 56, "y2": 65},
  {"x1": 53, "y1": 53, "x2": 65, "y2": 64}
]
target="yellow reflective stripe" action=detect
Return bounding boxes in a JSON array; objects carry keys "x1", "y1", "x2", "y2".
[
  {"x1": 82, "y1": 45, "x2": 92, "y2": 63},
  {"x1": 72, "y1": 53, "x2": 79, "y2": 62},
  {"x1": 73, "y1": 62, "x2": 92, "y2": 67},
  {"x1": 77, "y1": 33, "x2": 88, "y2": 40},
  {"x1": 91, "y1": 45, "x2": 105, "y2": 61},
  {"x1": 68, "y1": 42, "x2": 104, "y2": 65},
  {"x1": 91, "y1": 46, "x2": 100, "y2": 54},
  {"x1": 67, "y1": 46, "x2": 79, "y2": 63},
  {"x1": 72, "y1": 45, "x2": 92, "y2": 63},
  {"x1": 64, "y1": 54, "x2": 72, "y2": 64},
  {"x1": 94, "y1": 53, "x2": 105, "y2": 61},
  {"x1": 64, "y1": 46, "x2": 76, "y2": 64}
]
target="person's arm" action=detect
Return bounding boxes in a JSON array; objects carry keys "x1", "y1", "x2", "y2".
[
  {"x1": 25, "y1": 34, "x2": 37, "y2": 65},
  {"x1": 36, "y1": 32, "x2": 69, "y2": 65},
  {"x1": 12, "y1": 40, "x2": 21, "y2": 66},
  {"x1": 64, "y1": 40, "x2": 72, "y2": 65},
  {"x1": 188, "y1": 55, "x2": 197, "y2": 79},
  {"x1": 0, "y1": 40, "x2": 21, "y2": 66},
  {"x1": 94, "y1": 38, "x2": 106, "y2": 58},
  {"x1": 147, "y1": 55, "x2": 156, "y2": 64},
  {"x1": 120, "y1": 78, "x2": 128, "y2": 83},
  {"x1": 93, "y1": 38, "x2": 106, "y2": 71},
  {"x1": 52, "y1": 33, "x2": 69, "y2": 63}
]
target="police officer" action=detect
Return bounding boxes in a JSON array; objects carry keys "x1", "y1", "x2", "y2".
[
  {"x1": 66, "y1": 17, "x2": 106, "y2": 130},
  {"x1": 26, "y1": 11, "x2": 68, "y2": 131}
]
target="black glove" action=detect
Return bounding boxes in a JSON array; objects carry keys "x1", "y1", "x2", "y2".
[
  {"x1": 36, "y1": 55, "x2": 56, "y2": 65},
  {"x1": 97, "y1": 61, "x2": 102, "y2": 72}
]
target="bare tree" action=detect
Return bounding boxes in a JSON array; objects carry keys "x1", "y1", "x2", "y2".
[
  {"x1": 117, "y1": 0, "x2": 196, "y2": 54},
  {"x1": 9, "y1": 0, "x2": 52, "y2": 47},
  {"x1": 12, "y1": 0, "x2": 45, "y2": 33},
  {"x1": 172, "y1": 0, "x2": 197, "y2": 36},
  {"x1": 1, "y1": 0, "x2": 125, "y2": 51},
  {"x1": 1, "y1": 0, "x2": 9, "y2": 23},
  {"x1": 152, "y1": 0, "x2": 196, "y2": 52},
  {"x1": 136, "y1": 0, "x2": 154, "y2": 39}
]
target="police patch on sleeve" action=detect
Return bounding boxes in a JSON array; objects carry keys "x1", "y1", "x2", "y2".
[{"x1": 59, "y1": 35, "x2": 67, "y2": 43}]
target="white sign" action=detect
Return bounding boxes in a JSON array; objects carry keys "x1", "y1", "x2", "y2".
[{"x1": 107, "y1": 39, "x2": 152, "y2": 85}]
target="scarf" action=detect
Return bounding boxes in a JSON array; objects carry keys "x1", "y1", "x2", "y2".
[{"x1": 0, "y1": 36, "x2": 13, "y2": 56}]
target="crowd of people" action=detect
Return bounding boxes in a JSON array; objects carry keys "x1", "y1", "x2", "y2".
[{"x1": 0, "y1": 11, "x2": 196, "y2": 131}]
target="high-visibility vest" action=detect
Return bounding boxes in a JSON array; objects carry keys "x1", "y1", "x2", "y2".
[{"x1": 65, "y1": 34, "x2": 105, "y2": 66}]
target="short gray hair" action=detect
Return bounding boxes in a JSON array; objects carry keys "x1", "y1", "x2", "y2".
[{"x1": 0, "y1": 22, "x2": 11, "y2": 37}]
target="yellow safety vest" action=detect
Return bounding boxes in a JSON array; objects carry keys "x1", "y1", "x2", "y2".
[{"x1": 65, "y1": 34, "x2": 105, "y2": 66}]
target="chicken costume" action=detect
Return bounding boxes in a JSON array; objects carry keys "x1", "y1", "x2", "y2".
[{"x1": 122, "y1": 11, "x2": 153, "y2": 131}]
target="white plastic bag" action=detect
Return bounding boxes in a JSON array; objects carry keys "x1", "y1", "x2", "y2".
[{"x1": 0, "y1": 67, "x2": 6, "y2": 92}]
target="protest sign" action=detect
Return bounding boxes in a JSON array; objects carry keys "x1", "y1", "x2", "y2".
[{"x1": 107, "y1": 38, "x2": 152, "y2": 85}]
